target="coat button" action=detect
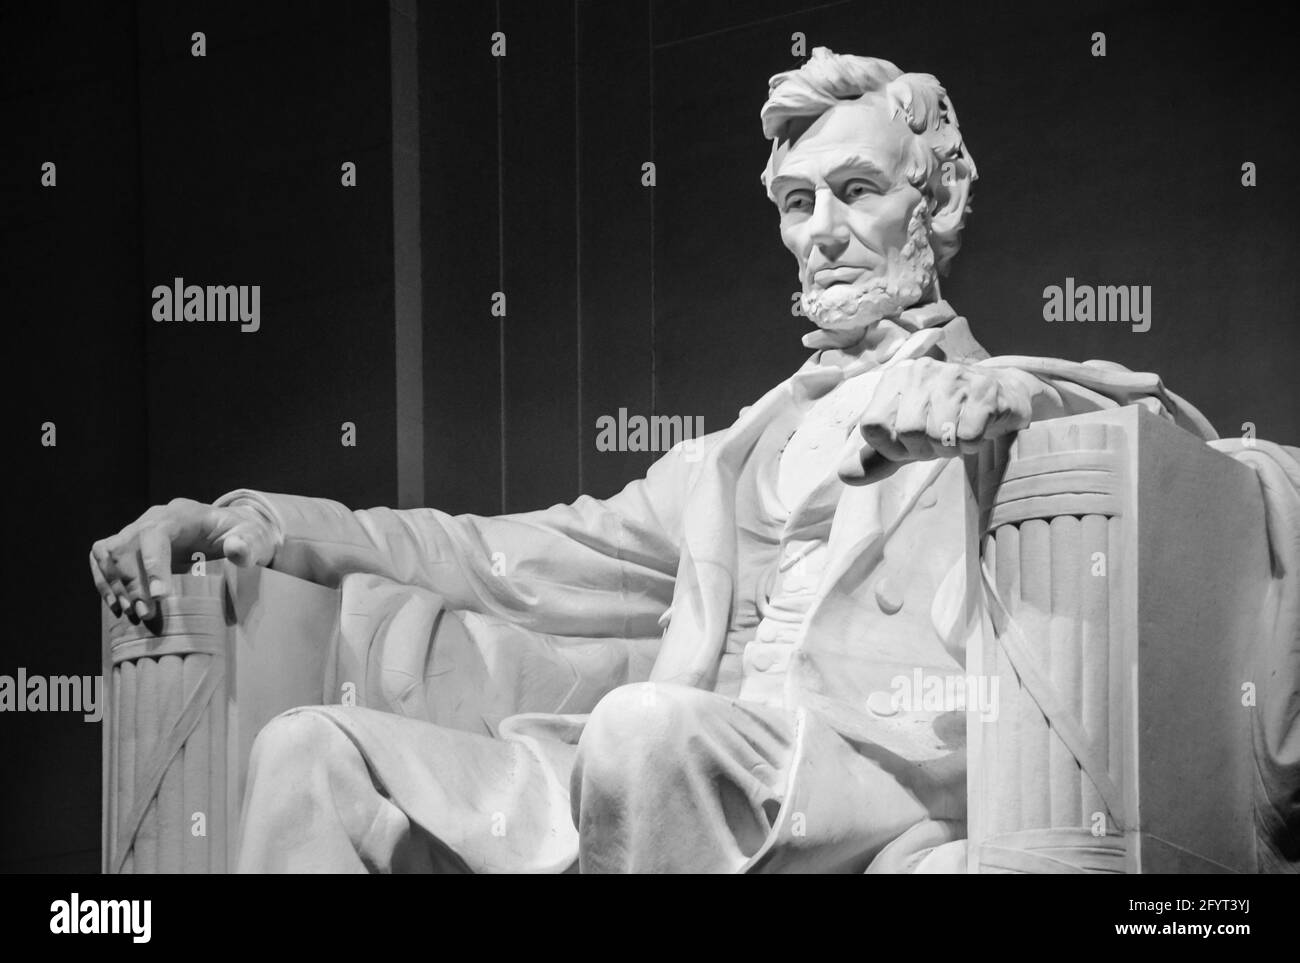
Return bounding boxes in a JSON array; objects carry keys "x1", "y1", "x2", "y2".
[
  {"x1": 750, "y1": 647, "x2": 778, "y2": 671},
  {"x1": 866, "y1": 690, "x2": 900, "y2": 717},
  {"x1": 874, "y1": 578, "x2": 904, "y2": 614},
  {"x1": 918, "y1": 488, "x2": 938, "y2": 509},
  {"x1": 756, "y1": 622, "x2": 778, "y2": 642}
]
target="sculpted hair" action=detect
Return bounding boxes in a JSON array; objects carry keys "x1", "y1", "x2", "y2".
[{"x1": 760, "y1": 47, "x2": 978, "y2": 274}]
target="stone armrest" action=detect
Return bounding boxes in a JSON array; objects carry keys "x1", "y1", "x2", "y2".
[
  {"x1": 965, "y1": 404, "x2": 1274, "y2": 873},
  {"x1": 101, "y1": 562, "x2": 337, "y2": 872}
]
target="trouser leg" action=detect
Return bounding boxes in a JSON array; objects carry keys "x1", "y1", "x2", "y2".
[
  {"x1": 237, "y1": 708, "x2": 445, "y2": 872},
  {"x1": 237, "y1": 705, "x2": 578, "y2": 873},
  {"x1": 572, "y1": 682, "x2": 797, "y2": 873}
]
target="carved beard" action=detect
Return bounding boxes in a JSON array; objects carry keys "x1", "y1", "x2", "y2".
[{"x1": 799, "y1": 200, "x2": 936, "y2": 336}]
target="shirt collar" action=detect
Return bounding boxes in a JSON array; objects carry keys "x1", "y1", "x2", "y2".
[{"x1": 790, "y1": 299, "x2": 961, "y2": 403}]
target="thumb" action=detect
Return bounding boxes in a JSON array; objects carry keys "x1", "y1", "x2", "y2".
[
  {"x1": 221, "y1": 522, "x2": 274, "y2": 567},
  {"x1": 837, "y1": 439, "x2": 902, "y2": 487}
]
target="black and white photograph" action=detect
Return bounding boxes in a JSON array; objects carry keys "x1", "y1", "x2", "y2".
[{"x1": 2, "y1": 0, "x2": 1295, "y2": 935}]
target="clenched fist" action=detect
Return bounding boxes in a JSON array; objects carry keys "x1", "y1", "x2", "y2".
[
  {"x1": 90, "y1": 498, "x2": 280, "y2": 622},
  {"x1": 840, "y1": 357, "x2": 1043, "y2": 485}
]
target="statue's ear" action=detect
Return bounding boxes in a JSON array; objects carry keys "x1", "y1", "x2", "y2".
[{"x1": 929, "y1": 155, "x2": 974, "y2": 239}]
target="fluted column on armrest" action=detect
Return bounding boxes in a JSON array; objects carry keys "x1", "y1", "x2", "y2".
[
  {"x1": 966, "y1": 405, "x2": 1271, "y2": 873},
  {"x1": 967, "y1": 419, "x2": 1127, "y2": 873},
  {"x1": 102, "y1": 562, "x2": 338, "y2": 873}
]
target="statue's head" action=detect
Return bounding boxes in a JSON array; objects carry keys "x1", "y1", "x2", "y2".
[{"x1": 761, "y1": 48, "x2": 977, "y2": 339}]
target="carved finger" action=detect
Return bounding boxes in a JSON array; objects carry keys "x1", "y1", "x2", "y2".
[
  {"x1": 894, "y1": 380, "x2": 931, "y2": 442},
  {"x1": 855, "y1": 449, "x2": 906, "y2": 486},
  {"x1": 984, "y1": 379, "x2": 1035, "y2": 439},
  {"x1": 97, "y1": 539, "x2": 136, "y2": 621},
  {"x1": 927, "y1": 383, "x2": 965, "y2": 456},
  {"x1": 117, "y1": 545, "x2": 153, "y2": 620},
  {"x1": 896, "y1": 427, "x2": 938, "y2": 462},
  {"x1": 221, "y1": 518, "x2": 273, "y2": 567},
  {"x1": 859, "y1": 388, "x2": 904, "y2": 457},
  {"x1": 956, "y1": 397, "x2": 993, "y2": 446},
  {"x1": 138, "y1": 527, "x2": 173, "y2": 606},
  {"x1": 89, "y1": 550, "x2": 119, "y2": 615}
]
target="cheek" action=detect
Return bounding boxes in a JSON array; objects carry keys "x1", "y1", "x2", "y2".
[
  {"x1": 779, "y1": 222, "x2": 808, "y2": 262},
  {"x1": 850, "y1": 190, "x2": 923, "y2": 248}
]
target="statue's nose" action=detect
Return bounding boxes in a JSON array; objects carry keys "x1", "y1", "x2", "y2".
[{"x1": 808, "y1": 191, "x2": 850, "y2": 261}]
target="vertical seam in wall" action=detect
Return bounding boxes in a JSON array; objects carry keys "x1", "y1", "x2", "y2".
[
  {"x1": 132, "y1": 1, "x2": 152, "y2": 503},
  {"x1": 574, "y1": 0, "x2": 584, "y2": 495},
  {"x1": 496, "y1": 0, "x2": 507, "y2": 514},
  {"x1": 648, "y1": 0, "x2": 657, "y2": 419},
  {"x1": 122, "y1": 0, "x2": 148, "y2": 873},
  {"x1": 391, "y1": 0, "x2": 424, "y2": 509}
]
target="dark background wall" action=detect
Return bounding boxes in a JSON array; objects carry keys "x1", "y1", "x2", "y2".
[
  {"x1": 2, "y1": 0, "x2": 1296, "y2": 871},
  {"x1": 3, "y1": 0, "x2": 395, "y2": 871},
  {"x1": 422, "y1": 0, "x2": 1299, "y2": 514}
]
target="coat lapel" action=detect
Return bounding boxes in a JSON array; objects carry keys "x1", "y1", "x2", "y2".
[{"x1": 648, "y1": 373, "x2": 812, "y2": 688}]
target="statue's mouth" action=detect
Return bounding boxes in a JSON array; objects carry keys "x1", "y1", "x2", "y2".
[{"x1": 812, "y1": 265, "x2": 867, "y2": 288}]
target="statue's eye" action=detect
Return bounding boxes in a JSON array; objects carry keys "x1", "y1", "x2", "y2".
[
  {"x1": 783, "y1": 190, "x2": 813, "y2": 214},
  {"x1": 844, "y1": 179, "x2": 878, "y2": 200}
]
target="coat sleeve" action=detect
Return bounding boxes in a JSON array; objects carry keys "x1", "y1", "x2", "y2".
[
  {"x1": 978, "y1": 355, "x2": 1219, "y2": 440},
  {"x1": 212, "y1": 436, "x2": 719, "y2": 640}
]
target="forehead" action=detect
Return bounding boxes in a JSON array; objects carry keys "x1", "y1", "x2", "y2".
[{"x1": 773, "y1": 98, "x2": 915, "y2": 182}]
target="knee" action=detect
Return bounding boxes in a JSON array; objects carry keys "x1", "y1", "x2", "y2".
[
  {"x1": 240, "y1": 708, "x2": 386, "y2": 866},
  {"x1": 248, "y1": 708, "x2": 353, "y2": 778},
  {"x1": 579, "y1": 683, "x2": 703, "y2": 772}
]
